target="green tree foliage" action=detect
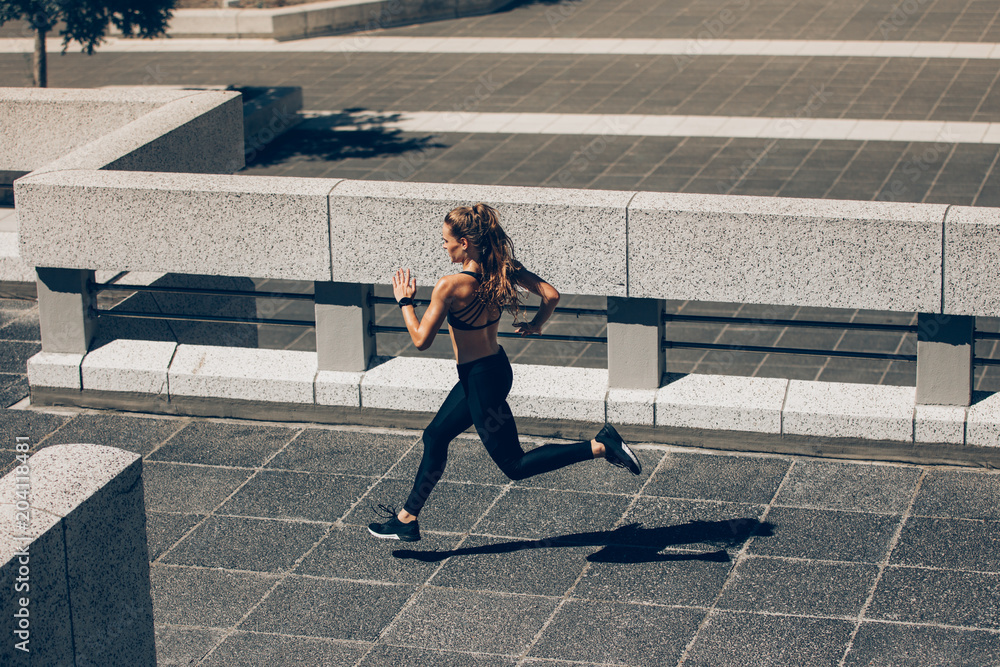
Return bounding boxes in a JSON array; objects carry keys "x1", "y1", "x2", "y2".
[{"x1": 0, "y1": 0, "x2": 175, "y2": 86}]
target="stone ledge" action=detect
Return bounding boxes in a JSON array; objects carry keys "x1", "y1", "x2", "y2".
[
  {"x1": 123, "y1": 0, "x2": 515, "y2": 41},
  {"x1": 28, "y1": 345, "x2": 1000, "y2": 452},
  {"x1": 25, "y1": 385, "x2": 1000, "y2": 468}
]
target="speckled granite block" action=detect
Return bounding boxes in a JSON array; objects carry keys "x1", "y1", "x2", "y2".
[
  {"x1": 914, "y1": 404, "x2": 966, "y2": 445},
  {"x1": 168, "y1": 344, "x2": 317, "y2": 403},
  {"x1": 26, "y1": 351, "x2": 84, "y2": 389},
  {"x1": 360, "y1": 355, "x2": 459, "y2": 412},
  {"x1": 0, "y1": 444, "x2": 155, "y2": 666},
  {"x1": 18, "y1": 91, "x2": 242, "y2": 177},
  {"x1": 507, "y1": 362, "x2": 607, "y2": 423},
  {"x1": 1, "y1": 86, "x2": 191, "y2": 171},
  {"x1": 965, "y1": 393, "x2": 1000, "y2": 448},
  {"x1": 0, "y1": 231, "x2": 37, "y2": 284},
  {"x1": 81, "y1": 339, "x2": 177, "y2": 395},
  {"x1": 17, "y1": 171, "x2": 339, "y2": 281},
  {"x1": 329, "y1": 180, "x2": 629, "y2": 298},
  {"x1": 943, "y1": 206, "x2": 1000, "y2": 316},
  {"x1": 655, "y1": 374, "x2": 788, "y2": 433},
  {"x1": 315, "y1": 369, "x2": 364, "y2": 407},
  {"x1": 628, "y1": 193, "x2": 945, "y2": 312},
  {"x1": 606, "y1": 387, "x2": 656, "y2": 426},
  {"x1": 783, "y1": 380, "x2": 916, "y2": 442}
]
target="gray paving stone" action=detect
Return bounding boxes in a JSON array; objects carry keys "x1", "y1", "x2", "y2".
[
  {"x1": 145, "y1": 511, "x2": 203, "y2": 562},
  {"x1": 575, "y1": 546, "x2": 732, "y2": 606},
  {"x1": 147, "y1": 421, "x2": 300, "y2": 468},
  {"x1": 843, "y1": 621, "x2": 1000, "y2": 667},
  {"x1": 511, "y1": 447, "x2": 664, "y2": 495},
  {"x1": 622, "y1": 496, "x2": 769, "y2": 553},
  {"x1": 343, "y1": 477, "x2": 505, "y2": 533},
  {"x1": 890, "y1": 517, "x2": 1000, "y2": 573},
  {"x1": 644, "y1": 451, "x2": 790, "y2": 504},
  {"x1": 142, "y1": 461, "x2": 254, "y2": 513},
  {"x1": 0, "y1": 311, "x2": 39, "y2": 341},
  {"x1": 0, "y1": 340, "x2": 39, "y2": 374},
  {"x1": 529, "y1": 598, "x2": 704, "y2": 666},
  {"x1": 476, "y1": 487, "x2": 632, "y2": 540},
  {"x1": 911, "y1": 470, "x2": 1000, "y2": 520},
  {"x1": 0, "y1": 408, "x2": 69, "y2": 449},
  {"x1": 746, "y1": 506, "x2": 902, "y2": 564},
  {"x1": 150, "y1": 564, "x2": 280, "y2": 627},
  {"x1": 39, "y1": 412, "x2": 185, "y2": 457},
  {"x1": 267, "y1": 428, "x2": 418, "y2": 477},
  {"x1": 683, "y1": 611, "x2": 855, "y2": 667},
  {"x1": 717, "y1": 555, "x2": 878, "y2": 617},
  {"x1": 199, "y1": 632, "x2": 368, "y2": 666},
  {"x1": 216, "y1": 469, "x2": 373, "y2": 523},
  {"x1": 427, "y1": 534, "x2": 594, "y2": 596},
  {"x1": 868, "y1": 566, "x2": 1000, "y2": 630},
  {"x1": 358, "y1": 645, "x2": 515, "y2": 667},
  {"x1": 161, "y1": 514, "x2": 329, "y2": 572},
  {"x1": 388, "y1": 435, "x2": 511, "y2": 486},
  {"x1": 381, "y1": 587, "x2": 558, "y2": 655},
  {"x1": 153, "y1": 626, "x2": 227, "y2": 667},
  {"x1": 241, "y1": 575, "x2": 415, "y2": 641},
  {"x1": 296, "y1": 524, "x2": 461, "y2": 584},
  {"x1": 775, "y1": 461, "x2": 922, "y2": 513}
]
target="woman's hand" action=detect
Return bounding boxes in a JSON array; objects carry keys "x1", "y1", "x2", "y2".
[
  {"x1": 392, "y1": 268, "x2": 416, "y2": 302},
  {"x1": 514, "y1": 320, "x2": 542, "y2": 336}
]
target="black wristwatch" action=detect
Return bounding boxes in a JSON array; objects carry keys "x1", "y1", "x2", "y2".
[{"x1": 397, "y1": 297, "x2": 414, "y2": 308}]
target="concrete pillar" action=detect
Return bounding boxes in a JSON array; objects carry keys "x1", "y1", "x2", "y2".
[
  {"x1": 36, "y1": 267, "x2": 96, "y2": 354},
  {"x1": 607, "y1": 296, "x2": 665, "y2": 390},
  {"x1": 314, "y1": 281, "x2": 376, "y2": 372},
  {"x1": 915, "y1": 312, "x2": 974, "y2": 406}
]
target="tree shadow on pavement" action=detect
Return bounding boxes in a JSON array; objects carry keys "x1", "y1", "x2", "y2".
[
  {"x1": 393, "y1": 518, "x2": 775, "y2": 564},
  {"x1": 245, "y1": 108, "x2": 448, "y2": 168}
]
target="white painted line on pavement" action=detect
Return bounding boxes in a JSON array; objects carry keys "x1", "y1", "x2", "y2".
[
  {"x1": 298, "y1": 111, "x2": 1000, "y2": 143},
  {"x1": 3, "y1": 36, "x2": 1000, "y2": 59}
]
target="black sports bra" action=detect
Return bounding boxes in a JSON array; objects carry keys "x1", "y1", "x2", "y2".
[{"x1": 448, "y1": 271, "x2": 501, "y2": 330}]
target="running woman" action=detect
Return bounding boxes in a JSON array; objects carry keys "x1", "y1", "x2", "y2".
[{"x1": 368, "y1": 203, "x2": 641, "y2": 542}]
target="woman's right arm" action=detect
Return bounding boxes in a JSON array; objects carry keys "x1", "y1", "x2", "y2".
[{"x1": 514, "y1": 264, "x2": 560, "y2": 333}]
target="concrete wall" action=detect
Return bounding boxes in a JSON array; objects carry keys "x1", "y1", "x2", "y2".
[
  {"x1": 14, "y1": 172, "x2": 1000, "y2": 316},
  {"x1": 0, "y1": 88, "x2": 195, "y2": 172},
  {"x1": 0, "y1": 444, "x2": 155, "y2": 667},
  {"x1": 145, "y1": 0, "x2": 515, "y2": 40}
]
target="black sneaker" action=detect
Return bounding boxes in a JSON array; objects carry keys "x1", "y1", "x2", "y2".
[
  {"x1": 596, "y1": 423, "x2": 641, "y2": 475},
  {"x1": 368, "y1": 504, "x2": 421, "y2": 542}
]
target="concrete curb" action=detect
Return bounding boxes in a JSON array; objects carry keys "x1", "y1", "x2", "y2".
[
  {"x1": 24, "y1": 345, "x2": 1000, "y2": 467},
  {"x1": 114, "y1": 0, "x2": 516, "y2": 41}
]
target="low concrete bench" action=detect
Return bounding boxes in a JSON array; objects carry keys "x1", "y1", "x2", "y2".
[{"x1": 0, "y1": 444, "x2": 155, "y2": 666}]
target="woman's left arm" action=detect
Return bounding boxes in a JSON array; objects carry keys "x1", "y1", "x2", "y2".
[{"x1": 392, "y1": 269, "x2": 452, "y2": 351}]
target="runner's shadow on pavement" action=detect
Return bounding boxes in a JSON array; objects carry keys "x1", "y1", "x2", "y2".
[{"x1": 393, "y1": 518, "x2": 775, "y2": 564}]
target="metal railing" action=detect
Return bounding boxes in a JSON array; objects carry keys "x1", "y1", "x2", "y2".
[{"x1": 86, "y1": 279, "x2": 1000, "y2": 367}]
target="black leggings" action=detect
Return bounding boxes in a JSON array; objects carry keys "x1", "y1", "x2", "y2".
[{"x1": 403, "y1": 345, "x2": 594, "y2": 516}]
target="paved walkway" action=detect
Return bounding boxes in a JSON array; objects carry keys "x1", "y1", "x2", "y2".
[{"x1": 1, "y1": 297, "x2": 999, "y2": 666}]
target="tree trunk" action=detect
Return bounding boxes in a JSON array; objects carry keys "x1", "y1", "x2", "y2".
[{"x1": 34, "y1": 26, "x2": 46, "y2": 87}]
